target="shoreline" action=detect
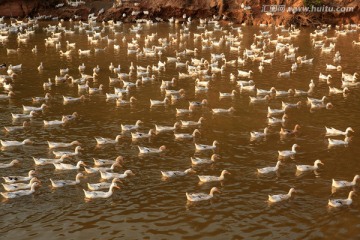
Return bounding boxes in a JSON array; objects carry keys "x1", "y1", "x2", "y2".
[{"x1": 0, "y1": 0, "x2": 359, "y2": 27}]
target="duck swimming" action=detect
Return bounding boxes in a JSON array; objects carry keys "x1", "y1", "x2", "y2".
[
  {"x1": 87, "y1": 178, "x2": 122, "y2": 191},
  {"x1": 161, "y1": 168, "x2": 196, "y2": 178},
  {"x1": 198, "y1": 170, "x2": 230, "y2": 183},
  {"x1": 50, "y1": 173, "x2": 84, "y2": 188},
  {"x1": 268, "y1": 188, "x2": 296, "y2": 203},
  {"x1": 0, "y1": 159, "x2": 20, "y2": 168},
  {"x1": 1, "y1": 139, "x2": 33, "y2": 147},
  {"x1": 190, "y1": 154, "x2": 220, "y2": 165},
  {"x1": 328, "y1": 191, "x2": 355, "y2": 207},
  {"x1": 83, "y1": 182, "x2": 120, "y2": 199},
  {"x1": 186, "y1": 187, "x2": 220, "y2": 202},
  {"x1": 1, "y1": 182, "x2": 40, "y2": 199},
  {"x1": 257, "y1": 161, "x2": 281, "y2": 174},
  {"x1": 296, "y1": 159, "x2": 324, "y2": 172},
  {"x1": 332, "y1": 175, "x2": 360, "y2": 188},
  {"x1": 138, "y1": 145, "x2": 166, "y2": 154},
  {"x1": 99, "y1": 169, "x2": 135, "y2": 180},
  {"x1": 3, "y1": 170, "x2": 36, "y2": 183},
  {"x1": 2, "y1": 177, "x2": 39, "y2": 191}
]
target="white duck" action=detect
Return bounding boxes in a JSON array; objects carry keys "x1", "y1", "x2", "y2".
[
  {"x1": 11, "y1": 111, "x2": 37, "y2": 120},
  {"x1": 3, "y1": 170, "x2": 36, "y2": 183},
  {"x1": 174, "y1": 129, "x2": 201, "y2": 139},
  {"x1": 161, "y1": 168, "x2": 196, "y2": 178},
  {"x1": 4, "y1": 120, "x2": 31, "y2": 132},
  {"x1": 267, "y1": 106, "x2": 285, "y2": 117},
  {"x1": 0, "y1": 159, "x2": 20, "y2": 168},
  {"x1": 150, "y1": 97, "x2": 169, "y2": 107},
  {"x1": 63, "y1": 95, "x2": 86, "y2": 104},
  {"x1": 198, "y1": 170, "x2": 231, "y2": 183},
  {"x1": 1, "y1": 139, "x2": 33, "y2": 147},
  {"x1": 33, "y1": 155, "x2": 68, "y2": 166},
  {"x1": 249, "y1": 95, "x2": 270, "y2": 104},
  {"x1": 0, "y1": 91, "x2": 15, "y2": 100},
  {"x1": 296, "y1": 159, "x2": 324, "y2": 172},
  {"x1": 155, "y1": 122, "x2": 181, "y2": 133},
  {"x1": 138, "y1": 145, "x2": 166, "y2": 154},
  {"x1": 47, "y1": 140, "x2": 81, "y2": 149},
  {"x1": 180, "y1": 117, "x2": 205, "y2": 127},
  {"x1": 23, "y1": 103, "x2": 48, "y2": 112},
  {"x1": 268, "y1": 188, "x2": 296, "y2": 203},
  {"x1": 99, "y1": 169, "x2": 135, "y2": 180},
  {"x1": 131, "y1": 129, "x2": 155, "y2": 140},
  {"x1": 50, "y1": 173, "x2": 84, "y2": 188},
  {"x1": 53, "y1": 161, "x2": 86, "y2": 170},
  {"x1": 95, "y1": 135, "x2": 122, "y2": 145},
  {"x1": 43, "y1": 119, "x2": 67, "y2": 126},
  {"x1": 332, "y1": 175, "x2": 360, "y2": 188},
  {"x1": 257, "y1": 87, "x2": 276, "y2": 96},
  {"x1": 219, "y1": 90, "x2": 237, "y2": 98},
  {"x1": 325, "y1": 127, "x2": 354, "y2": 136},
  {"x1": 195, "y1": 140, "x2": 219, "y2": 151},
  {"x1": 250, "y1": 127, "x2": 270, "y2": 139},
  {"x1": 84, "y1": 162, "x2": 122, "y2": 174},
  {"x1": 328, "y1": 191, "x2": 355, "y2": 207},
  {"x1": 93, "y1": 156, "x2": 124, "y2": 166},
  {"x1": 211, "y1": 107, "x2": 235, "y2": 114},
  {"x1": 2, "y1": 177, "x2": 39, "y2": 191},
  {"x1": 87, "y1": 178, "x2": 121, "y2": 191},
  {"x1": 268, "y1": 114, "x2": 288, "y2": 125},
  {"x1": 329, "y1": 86, "x2": 349, "y2": 94},
  {"x1": 186, "y1": 187, "x2": 220, "y2": 202},
  {"x1": 278, "y1": 144, "x2": 299, "y2": 158},
  {"x1": 257, "y1": 161, "x2": 281, "y2": 174},
  {"x1": 328, "y1": 137, "x2": 350, "y2": 147},
  {"x1": 121, "y1": 120, "x2": 143, "y2": 131},
  {"x1": 53, "y1": 146, "x2": 82, "y2": 158},
  {"x1": 1, "y1": 182, "x2": 40, "y2": 199},
  {"x1": 191, "y1": 154, "x2": 220, "y2": 165},
  {"x1": 83, "y1": 182, "x2": 120, "y2": 199}
]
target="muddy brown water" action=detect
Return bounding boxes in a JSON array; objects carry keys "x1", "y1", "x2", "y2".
[{"x1": 0, "y1": 20, "x2": 359, "y2": 239}]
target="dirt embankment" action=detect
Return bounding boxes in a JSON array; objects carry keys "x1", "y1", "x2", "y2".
[{"x1": 0, "y1": 0, "x2": 359, "y2": 26}]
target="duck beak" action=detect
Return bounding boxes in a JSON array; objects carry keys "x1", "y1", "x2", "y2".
[{"x1": 114, "y1": 185, "x2": 121, "y2": 189}]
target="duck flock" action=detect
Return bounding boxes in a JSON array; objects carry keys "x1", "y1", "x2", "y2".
[{"x1": 0, "y1": 14, "x2": 359, "y2": 209}]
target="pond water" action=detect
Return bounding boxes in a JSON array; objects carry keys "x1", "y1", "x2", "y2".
[{"x1": 0, "y1": 19, "x2": 360, "y2": 239}]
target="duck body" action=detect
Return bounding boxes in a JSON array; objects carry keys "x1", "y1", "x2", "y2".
[
  {"x1": 161, "y1": 168, "x2": 195, "y2": 178},
  {"x1": 258, "y1": 161, "x2": 281, "y2": 174},
  {"x1": 99, "y1": 170, "x2": 134, "y2": 180},
  {"x1": 53, "y1": 146, "x2": 82, "y2": 158},
  {"x1": 186, "y1": 187, "x2": 220, "y2": 202},
  {"x1": 2, "y1": 170, "x2": 36, "y2": 183},
  {"x1": 325, "y1": 127, "x2": 354, "y2": 136},
  {"x1": 1, "y1": 182, "x2": 40, "y2": 199},
  {"x1": 138, "y1": 145, "x2": 166, "y2": 154},
  {"x1": 47, "y1": 140, "x2": 81, "y2": 149},
  {"x1": 2, "y1": 177, "x2": 39, "y2": 191},
  {"x1": 278, "y1": 144, "x2": 299, "y2": 158},
  {"x1": 93, "y1": 156, "x2": 124, "y2": 166},
  {"x1": 191, "y1": 154, "x2": 219, "y2": 165},
  {"x1": 195, "y1": 140, "x2": 219, "y2": 151},
  {"x1": 95, "y1": 135, "x2": 121, "y2": 145},
  {"x1": 1, "y1": 139, "x2": 32, "y2": 147},
  {"x1": 328, "y1": 191, "x2": 355, "y2": 207},
  {"x1": 0, "y1": 159, "x2": 20, "y2": 168},
  {"x1": 50, "y1": 173, "x2": 84, "y2": 188},
  {"x1": 87, "y1": 178, "x2": 120, "y2": 191},
  {"x1": 33, "y1": 155, "x2": 67, "y2": 166},
  {"x1": 296, "y1": 159, "x2": 323, "y2": 172},
  {"x1": 53, "y1": 161, "x2": 85, "y2": 170},
  {"x1": 83, "y1": 182, "x2": 120, "y2": 199},
  {"x1": 328, "y1": 137, "x2": 350, "y2": 147},
  {"x1": 268, "y1": 188, "x2": 296, "y2": 203},
  {"x1": 198, "y1": 170, "x2": 230, "y2": 182},
  {"x1": 332, "y1": 175, "x2": 359, "y2": 188}
]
